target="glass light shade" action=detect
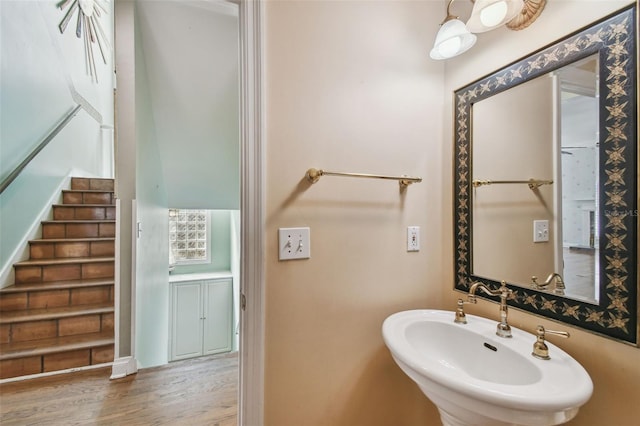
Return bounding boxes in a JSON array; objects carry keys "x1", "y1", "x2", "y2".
[
  {"x1": 466, "y1": 0, "x2": 524, "y2": 33},
  {"x1": 480, "y1": 2, "x2": 507, "y2": 27},
  {"x1": 430, "y1": 18, "x2": 477, "y2": 60}
]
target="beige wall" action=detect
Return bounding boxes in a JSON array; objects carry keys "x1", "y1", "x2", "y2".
[
  {"x1": 263, "y1": 0, "x2": 639, "y2": 425},
  {"x1": 264, "y1": 0, "x2": 445, "y2": 424},
  {"x1": 442, "y1": 1, "x2": 640, "y2": 426}
]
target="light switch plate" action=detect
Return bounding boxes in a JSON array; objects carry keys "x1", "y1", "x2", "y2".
[
  {"x1": 278, "y1": 227, "x2": 311, "y2": 260},
  {"x1": 533, "y1": 220, "x2": 549, "y2": 243}
]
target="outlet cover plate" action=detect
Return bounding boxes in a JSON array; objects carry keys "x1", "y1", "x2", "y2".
[
  {"x1": 278, "y1": 227, "x2": 311, "y2": 260},
  {"x1": 407, "y1": 226, "x2": 420, "y2": 252}
]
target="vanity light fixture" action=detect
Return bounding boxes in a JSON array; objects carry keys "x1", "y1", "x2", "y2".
[
  {"x1": 430, "y1": 0, "x2": 546, "y2": 60},
  {"x1": 429, "y1": 0, "x2": 477, "y2": 60}
]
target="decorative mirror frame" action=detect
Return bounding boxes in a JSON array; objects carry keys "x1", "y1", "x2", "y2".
[{"x1": 453, "y1": 5, "x2": 637, "y2": 344}]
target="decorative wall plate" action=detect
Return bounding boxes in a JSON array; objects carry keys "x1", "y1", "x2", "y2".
[{"x1": 58, "y1": 0, "x2": 111, "y2": 82}]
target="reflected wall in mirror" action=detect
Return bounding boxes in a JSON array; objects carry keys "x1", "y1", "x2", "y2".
[
  {"x1": 454, "y1": 5, "x2": 637, "y2": 344},
  {"x1": 471, "y1": 54, "x2": 601, "y2": 304}
]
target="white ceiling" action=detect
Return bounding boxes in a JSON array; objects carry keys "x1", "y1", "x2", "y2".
[{"x1": 135, "y1": 0, "x2": 240, "y2": 209}]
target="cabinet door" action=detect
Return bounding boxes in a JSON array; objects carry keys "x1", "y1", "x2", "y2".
[
  {"x1": 171, "y1": 282, "x2": 204, "y2": 360},
  {"x1": 202, "y1": 279, "x2": 233, "y2": 355}
]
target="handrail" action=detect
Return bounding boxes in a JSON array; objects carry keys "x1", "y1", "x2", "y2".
[{"x1": 0, "y1": 104, "x2": 82, "y2": 194}]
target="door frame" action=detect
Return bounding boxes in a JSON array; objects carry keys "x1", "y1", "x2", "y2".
[{"x1": 238, "y1": 1, "x2": 265, "y2": 425}]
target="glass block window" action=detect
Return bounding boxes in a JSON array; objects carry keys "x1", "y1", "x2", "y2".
[{"x1": 169, "y1": 209, "x2": 210, "y2": 264}]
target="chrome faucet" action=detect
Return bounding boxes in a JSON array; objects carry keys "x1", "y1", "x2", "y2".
[
  {"x1": 468, "y1": 280, "x2": 514, "y2": 338},
  {"x1": 531, "y1": 273, "x2": 566, "y2": 296}
]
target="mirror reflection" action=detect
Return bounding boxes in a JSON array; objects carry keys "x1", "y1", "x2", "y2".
[
  {"x1": 471, "y1": 55, "x2": 600, "y2": 304},
  {"x1": 558, "y1": 55, "x2": 599, "y2": 303}
]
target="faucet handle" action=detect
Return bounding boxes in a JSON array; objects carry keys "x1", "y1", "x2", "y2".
[
  {"x1": 454, "y1": 298, "x2": 470, "y2": 324},
  {"x1": 531, "y1": 276, "x2": 539, "y2": 288},
  {"x1": 532, "y1": 325, "x2": 570, "y2": 360}
]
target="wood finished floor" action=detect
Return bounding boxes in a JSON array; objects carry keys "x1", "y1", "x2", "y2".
[{"x1": 0, "y1": 352, "x2": 238, "y2": 425}]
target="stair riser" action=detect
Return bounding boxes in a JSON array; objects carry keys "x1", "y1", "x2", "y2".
[
  {"x1": 71, "y1": 177, "x2": 114, "y2": 192},
  {"x1": 0, "y1": 344, "x2": 114, "y2": 379},
  {"x1": 62, "y1": 191, "x2": 114, "y2": 205},
  {"x1": 42, "y1": 222, "x2": 115, "y2": 239},
  {"x1": 4, "y1": 312, "x2": 114, "y2": 344},
  {"x1": 1, "y1": 324, "x2": 8, "y2": 344},
  {"x1": 53, "y1": 206, "x2": 116, "y2": 221},
  {"x1": 0, "y1": 286, "x2": 114, "y2": 312},
  {"x1": 29, "y1": 241, "x2": 115, "y2": 260},
  {"x1": 14, "y1": 262, "x2": 114, "y2": 284},
  {"x1": 0, "y1": 293, "x2": 26, "y2": 313}
]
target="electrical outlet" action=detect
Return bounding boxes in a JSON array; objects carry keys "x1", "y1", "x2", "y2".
[
  {"x1": 533, "y1": 220, "x2": 549, "y2": 243},
  {"x1": 278, "y1": 227, "x2": 311, "y2": 260},
  {"x1": 407, "y1": 226, "x2": 420, "y2": 252}
]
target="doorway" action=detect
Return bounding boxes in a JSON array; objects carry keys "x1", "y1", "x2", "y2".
[
  {"x1": 114, "y1": 0, "x2": 264, "y2": 424},
  {"x1": 132, "y1": 0, "x2": 241, "y2": 370}
]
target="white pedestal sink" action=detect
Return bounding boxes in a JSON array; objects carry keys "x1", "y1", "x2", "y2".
[{"x1": 382, "y1": 310, "x2": 593, "y2": 426}]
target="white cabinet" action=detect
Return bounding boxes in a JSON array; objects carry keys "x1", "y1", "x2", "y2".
[{"x1": 169, "y1": 277, "x2": 233, "y2": 361}]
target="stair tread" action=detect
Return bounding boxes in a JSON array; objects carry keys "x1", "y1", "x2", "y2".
[
  {"x1": 0, "y1": 302, "x2": 114, "y2": 324},
  {"x1": 62, "y1": 189, "x2": 114, "y2": 193},
  {"x1": 14, "y1": 256, "x2": 114, "y2": 267},
  {"x1": 1, "y1": 278, "x2": 115, "y2": 293},
  {"x1": 42, "y1": 220, "x2": 115, "y2": 224},
  {"x1": 29, "y1": 237, "x2": 115, "y2": 244},
  {"x1": 0, "y1": 331, "x2": 114, "y2": 360},
  {"x1": 53, "y1": 204, "x2": 115, "y2": 208}
]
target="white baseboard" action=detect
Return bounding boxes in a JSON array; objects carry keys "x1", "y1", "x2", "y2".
[
  {"x1": 110, "y1": 356, "x2": 138, "y2": 379},
  {"x1": 0, "y1": 362, "x2": 113, "y2": 384}
]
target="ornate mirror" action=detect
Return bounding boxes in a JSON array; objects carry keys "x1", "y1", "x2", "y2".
[{"x1": 453, "y1": 5, "x2": 637, "y2": 344}]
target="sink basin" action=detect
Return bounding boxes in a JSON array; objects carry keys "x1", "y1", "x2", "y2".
[{"x1": 382, "y1": 310, "x2": 593, "y2": 426}]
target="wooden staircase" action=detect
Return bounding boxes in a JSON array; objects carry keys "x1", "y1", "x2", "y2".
[{"x1": 0, "y1": 177, "x2": 115, "y2": 380}]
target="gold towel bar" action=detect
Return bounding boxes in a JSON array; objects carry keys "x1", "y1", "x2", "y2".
[
  {"x1": 472, "y1": 179, "x2": 554, "y2": 190},
  {"x1": 306, "y1": 168, "x2": 422, "y2": 189}
]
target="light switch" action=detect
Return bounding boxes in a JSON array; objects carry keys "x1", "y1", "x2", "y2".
[
  {"x1": 278, "y1": 227, "x2": 311, "y2": 260},
  {"x1": 533, "y1": 220, "x2": 549, "y2": 243}
]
